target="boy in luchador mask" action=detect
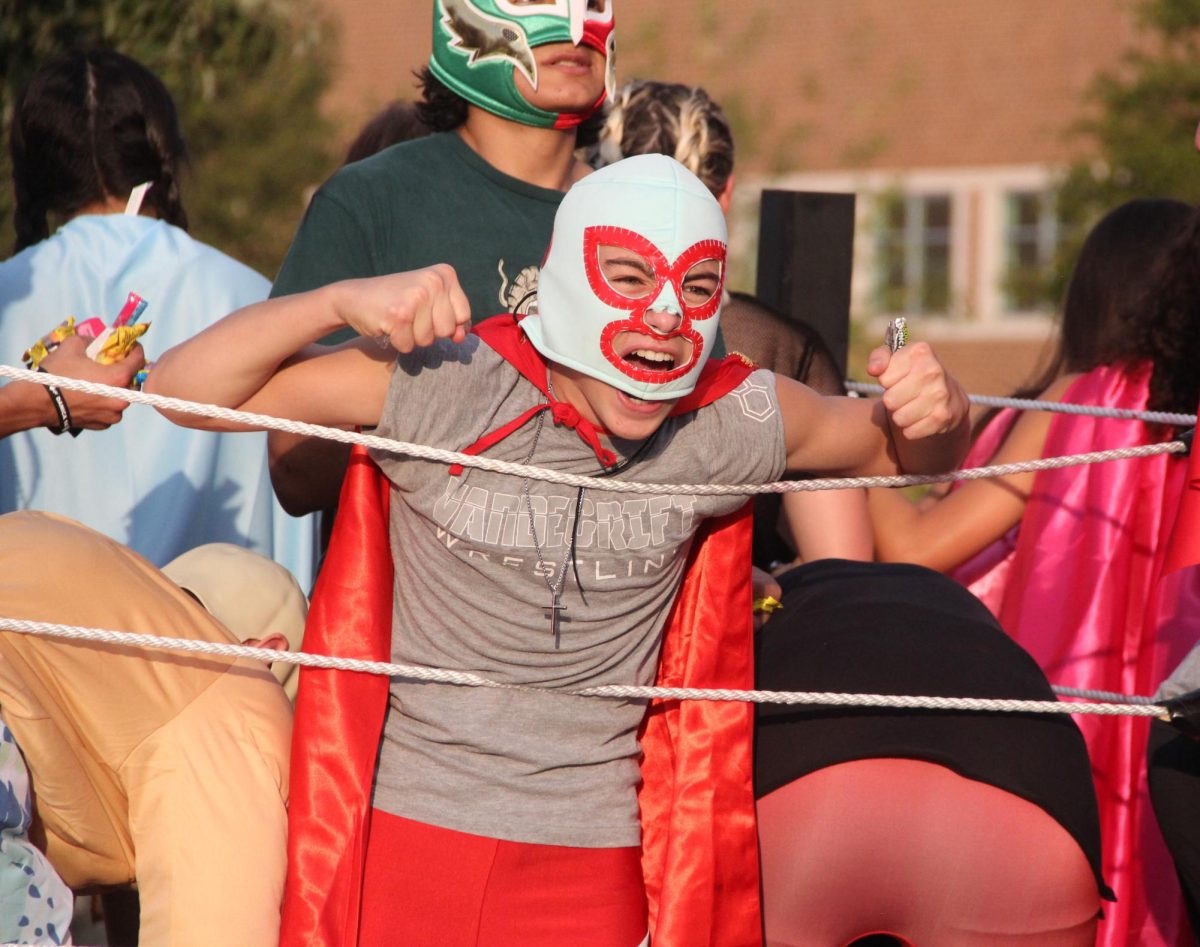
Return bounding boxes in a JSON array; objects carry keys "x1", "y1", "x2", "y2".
[
  {"x1": 269, "y1": 0, "x2": 620, "y2": 516},
  {"x1": 148, "y1": 155, "x2": 970, "y2": 947}
]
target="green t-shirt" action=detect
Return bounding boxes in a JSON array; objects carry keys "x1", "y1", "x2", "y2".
[
  {"x1": 271, "y1": 130, "x2": 725, "y2": 357},
  {"x1": 272, "y1": 132, "x2": 562, "y2": 343}
]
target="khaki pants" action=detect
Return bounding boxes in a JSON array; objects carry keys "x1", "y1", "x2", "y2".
[{"x1": 0, "y1": 511, "x2": 292, "y2": 946}]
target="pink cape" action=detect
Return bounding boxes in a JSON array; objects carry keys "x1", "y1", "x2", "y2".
[{"x1": 953, "y1": 362, "x2": 1200, "y2": 947}]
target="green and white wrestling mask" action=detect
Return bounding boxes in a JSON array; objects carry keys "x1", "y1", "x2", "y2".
[
  {"x1": 522, "y1": 155, "x2": 728, "y2": 401},
  {"x1": 430, "y1": 0, "x2": 616, "y2": 128}
]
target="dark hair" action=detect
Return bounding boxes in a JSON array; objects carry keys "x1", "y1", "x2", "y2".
[
  {"x1": 10, "y1": 48, "x2": 189, "y2": 253},
  {"x1": 412, "y1": 66, "x2": 603, "y2": 148},
  {"x1": 414, "y1": 66, "x2": 469, "y2": 132},
  {"x1": 982, "y1": 198, "x2": 1196, "y2": 435},
  {"x1": 1135, "y1": 205, "x2": 1200, "y2": 418},
  {"x1": 344, "y1": 101, "x2": 431, "y2": 165}
]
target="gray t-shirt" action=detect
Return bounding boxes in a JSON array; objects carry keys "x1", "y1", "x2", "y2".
[{"x1": 369, "y1": 335, "x2": 786, "y2": 847}]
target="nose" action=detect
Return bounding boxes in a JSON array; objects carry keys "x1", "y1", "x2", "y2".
[
  {"x1": 644, "y1": 308, "x2": 683, "y2": 335},
  {"x1": 643, "y1": 282, "x2": 683, "y2": 335}
]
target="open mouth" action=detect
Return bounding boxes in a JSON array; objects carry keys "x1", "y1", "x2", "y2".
[
  {"x1": 622, "y1": 348, "x2": 678, "y2": 373},
  {"x1": 606, "y1": 330, "x2": 697, "y2": 383}
]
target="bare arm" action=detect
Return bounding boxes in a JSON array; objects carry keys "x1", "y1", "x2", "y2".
[
  {"x1": 777, "y1": 341, "x2": 970, "y2": 478},
  {"x1": 0, "y1": 336, "x2": 145, "y2": 438},
  {"x1": 145, "y1": 265, "x2": 471, "y2": 434},
  {"x1": 867, "y1": 374, "x2": 1075, "y2": 572},
  {"x1": 781, "y1": 489, "x2": 874, "y2": 565}
]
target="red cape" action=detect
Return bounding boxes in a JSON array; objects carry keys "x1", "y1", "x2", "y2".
[{"x1": 280, "y1": 317, "x2": 763, "y2": 946}]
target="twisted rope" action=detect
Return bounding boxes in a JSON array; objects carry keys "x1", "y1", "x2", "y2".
[
  {"x1": 845, "y1": 380, "x2": 1197, "y2": 427},
  {"x1": 1051, "y1": 685, "x2": 1161, "y2": 706},
  {"x1": 0, "y1": 617, "x2": 1165, "y2": 718},
  {"x1": 1, "y1": 365, "x2": 1188, "y2": 496}
]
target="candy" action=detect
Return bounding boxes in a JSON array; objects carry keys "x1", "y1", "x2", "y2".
[
  {"x1": 87, "y1": 323, "x2": 150, "y2": 365},
  {"x1": 752, "y1": 595, "x2": 784, "y2": 615},
  {"x1": 22, "y1": 318, "x2": 77, "y2": 370},
  {"x1": 113, "y1": 292, "x2": 148, "y2": 327}
]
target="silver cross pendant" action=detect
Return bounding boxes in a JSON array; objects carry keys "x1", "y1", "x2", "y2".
[{"x1": 545, "y1": 591, "x2": 568, "y2": 648}]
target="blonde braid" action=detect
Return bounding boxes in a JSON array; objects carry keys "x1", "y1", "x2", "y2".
[{"x1": 590, "y1": 79, "x2": 734, "y2": 199}]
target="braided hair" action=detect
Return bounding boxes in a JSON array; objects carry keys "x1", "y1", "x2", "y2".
[
  {"x1": 10, "y1": 48, "x2": 189, "y2": 254},
  {"x1": 590, "y1": 79, "x2": 735, "y2": 199}
]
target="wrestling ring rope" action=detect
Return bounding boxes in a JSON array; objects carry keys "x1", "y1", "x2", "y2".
[
  {"x1": 1, "y1": 365, "x2": 1192, "y2": 496},
  {"x1": 0, "y1": 363, "x2": 1194, "y2": 721},
  {"x1": 0, "y1": 617, "x2": 1171, "y2": 718}
]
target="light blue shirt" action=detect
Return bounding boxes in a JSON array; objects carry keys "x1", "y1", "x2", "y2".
[{"x1": 0, "y1": 215, "x2": 316, "y2": 590}]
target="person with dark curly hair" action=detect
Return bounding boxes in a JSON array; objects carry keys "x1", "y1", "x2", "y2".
[
  {"x1": 869, "y1": 197, "x2": 1200, "y2": 947},
  {"x1": 267, "y1": 0, "x2": 619, "y2": 518}
]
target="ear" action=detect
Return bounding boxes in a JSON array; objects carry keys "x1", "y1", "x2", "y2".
[
  {"x1": 244, "y1": 631, "x2": 291, "y2": 653},
  {"x1": 717, "y1": 173, "x2": 735, "y2": 214}
]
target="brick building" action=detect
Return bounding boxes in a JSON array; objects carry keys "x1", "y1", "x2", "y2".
[{"x1": 313, "y1": 0, "x2": 1141, "y2": 394}]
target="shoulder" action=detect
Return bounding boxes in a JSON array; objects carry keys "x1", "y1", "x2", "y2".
[
  {"x1": 1044, "y1": 373, "x2": 1083, "y2": 401},
  {"x1": 390, "y1": 335, "x2": 519, "y2": 396},
  {"x1": 167, "y1": 226, "x2": 268, "y2": 282},
  {"x1": 151, "y1": 223, "x2": 270, "y2": 304},
  {"x1": 326, "y1": 134, "x2": 462, "y2": 195},
  {"x1": 678, "y1": 368, "x2": 785, "y2": 479},
  {"x1": 712, "y1": 367, "x2": 782, "y2": 423}
]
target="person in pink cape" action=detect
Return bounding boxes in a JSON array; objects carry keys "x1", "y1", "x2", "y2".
[{"x1": 870, "y1": 197, "x2": 1200, "y2": 946}]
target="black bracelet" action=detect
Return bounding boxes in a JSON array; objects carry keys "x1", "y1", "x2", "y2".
[{"x1": 37, "y1": 367, "x2": 80, "y2": 437}]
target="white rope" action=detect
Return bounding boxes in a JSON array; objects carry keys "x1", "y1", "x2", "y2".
[
  {"x1": 1052, "y1": 685, "x2": 1161, "y2": 706},
  {"x1": 0, "y1": 617, "x2": 1166, "y2": 718},
  {"x1": 1, "y1": 365, "x2": 1189, "y2": 496},
  {"x1": 845, "y1": 380, "x2": 1197, "y2": 427}
]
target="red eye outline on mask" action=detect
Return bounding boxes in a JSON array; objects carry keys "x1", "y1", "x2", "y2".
[{"x1": 583, "y1": 225, "x2": 726, "y2": 385}]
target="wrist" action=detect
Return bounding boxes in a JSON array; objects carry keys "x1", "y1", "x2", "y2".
[
  {"x1": 0, "y1": 379, "x2": 66, "y2": 436},
  {"x1": 37, "y1": 368, "x2": 79, "y2": 436},
  {"x1": 322, "y1": 281, "x2": 362, "y2": 337}
]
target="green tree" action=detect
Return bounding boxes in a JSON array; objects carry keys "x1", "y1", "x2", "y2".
[
  {"x1": 1049, "y1": 0, "x2": 1200, "y2": 300},
  {"x1": 0, "y1": 0, "x2": 338, "y2": 276}
]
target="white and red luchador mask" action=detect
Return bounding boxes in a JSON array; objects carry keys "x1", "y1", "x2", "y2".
[{"x1": 521, "y1": 154, "x2": 728, "y2": 401}]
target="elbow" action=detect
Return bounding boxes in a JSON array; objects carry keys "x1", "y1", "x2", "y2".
[
  {"x1": 268, "y1": 432, "x2": 350, "y2": 515},
  {"x1": 874, "y1": 536, "x2": 932, "y2": 567}
]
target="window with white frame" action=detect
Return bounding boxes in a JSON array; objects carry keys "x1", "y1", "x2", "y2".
[
  {"x1": 1002, "y1": 190, "x2": 1060, "y2": 314},
  {"x1": 875, "y1": 193, "x2": 952, "y2": 316}
]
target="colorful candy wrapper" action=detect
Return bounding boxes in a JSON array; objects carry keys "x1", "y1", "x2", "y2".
[
  {"x1": 753, "y1": 595, "x2": 784, "y2": 615},
  {"x1": 87, "y1": 323, "x2": 150, "y2": 365},
  {"x1": 22, "y1": 318, "x2": 77, "y2": 370},
  {"x1": 113, "y1": 292, "x2": 148, "y2": 328},
  {"x1": 75, "y1": 318, "x2": 107, "y2": 339}
]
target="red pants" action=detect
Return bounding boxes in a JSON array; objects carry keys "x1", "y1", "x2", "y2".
[{"x1": 360, "y1": 809, "x2": 649, "y2": 946}]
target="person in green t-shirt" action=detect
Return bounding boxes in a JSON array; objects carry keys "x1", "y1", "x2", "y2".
[{"x1": 267, "y1": 0, "x2": 616, "y2": 518}]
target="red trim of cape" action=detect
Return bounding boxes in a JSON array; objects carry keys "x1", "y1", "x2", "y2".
[{"x1": 280, "y1": 316, "x2": 762, "y2": 946}]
